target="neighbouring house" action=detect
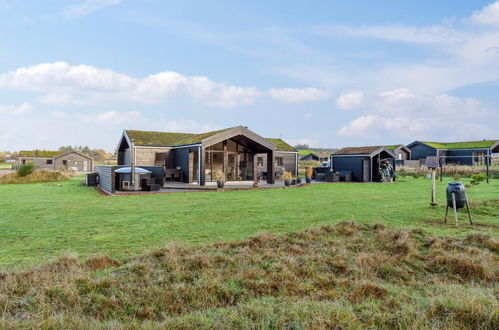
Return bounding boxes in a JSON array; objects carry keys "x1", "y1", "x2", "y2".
[
  {"x1": 331, "y1": 146, "x2": 396, "y2": 182},
  {"x1": 116, "y1": 125, "x2": 298, "y2": 185},
  {"x1": 18, "y1": 150, "x2": 93, "y2": 172},
  {"x1": 300, "y1": 152, "x2": 330, "y2": 163},
  {"x1": 385, "y1": 145, "x2": 411, "y2": 161},
  {"x1": 406, "y1": 140, "x2": 499, "y2": 165}
]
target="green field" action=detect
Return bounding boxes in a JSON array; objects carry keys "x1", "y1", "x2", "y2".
[{"x1": 0, "y1": 176, "x2": 497, "y2": 269}]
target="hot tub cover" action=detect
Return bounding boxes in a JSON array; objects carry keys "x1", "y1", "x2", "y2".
[{"x1": 115, "y1": 167, "x2": 152, "y2": 174}]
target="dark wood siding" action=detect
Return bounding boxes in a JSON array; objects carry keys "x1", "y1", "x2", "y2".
[
  {"x1": 408, "y1": 142, "x2": 437, "y2": 161},
  {"x1": 332, "y1": 155, "x2": 365, "y2": 181},
  {"x1": 95, "y1": 166, "x2": 114, "y2": 195},
  {"x1": 173, "y1": 148, "x2": 191, "y2": 183}
]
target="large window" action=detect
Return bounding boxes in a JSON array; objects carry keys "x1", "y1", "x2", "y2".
[
  {"x1": 473, "y1": 151, "x2": 485, "y2": 166},
  {"x1": 155, "y1": 152, "x2": 166, "y2": 166},
  {"x1": 275, "y1": 157, "x2": 283, "y2": 167}
]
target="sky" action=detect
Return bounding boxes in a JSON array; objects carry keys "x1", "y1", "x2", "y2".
[{"x1": 0, "y1": 0, "x2": 498, "y2": 152}]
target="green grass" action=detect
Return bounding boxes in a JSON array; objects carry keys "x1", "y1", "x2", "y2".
[
  {"x1": 0, "y1": 176, "x2": 497, "y2": 269},
  {"x1": 298, "y1": 149, "x2": 315, "y2": 155},
  {"x1": 1, "y1": 222, "x2": 497, "y2": 328}
]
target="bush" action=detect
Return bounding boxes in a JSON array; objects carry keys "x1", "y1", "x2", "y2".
[
  {"x1": 470, "y1": 173, "x2": 487, "y2": 186},
  {"x1": 452, "y1": 174, "x2": 461, "y2": 181},
  {"x1": 17, "y1": 164, "x2": 35, "y2": 177}
]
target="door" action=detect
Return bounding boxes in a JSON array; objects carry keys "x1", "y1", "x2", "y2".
[
  {"x1": 362, "y1": 158, "x2": 370, "y2": 182},
  {"x1": 83, "y1": 160, "x2": 88, "y2": 172}
]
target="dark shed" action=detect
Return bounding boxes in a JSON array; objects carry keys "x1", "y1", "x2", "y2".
[{"x1": 331, "y1": 146, "x2": 396, "y2": 182}]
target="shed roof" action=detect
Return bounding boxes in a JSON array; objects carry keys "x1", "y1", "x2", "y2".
[
  {"x1": 334, "y1": 146, "x2": 384, "y2": 155},
  {"x1": 19, "y1": 150, "x2": 62, "y2": 158},
  {"x1": 416, "y1": 140, "x2": 498, "y2": 150}
]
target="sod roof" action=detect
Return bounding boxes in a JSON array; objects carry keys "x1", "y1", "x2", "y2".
[
  {"x1": 384, "y1": 144, "x2": 404, "y2": 150},
  {"x1": 125, "y1": 128, "x2": 296, "y2": 151},
  {"x1": 420, "y1": 140, "x2": 498, "y2": 149},
  {"x1": 19, "y1": 150, "x2": 62, "y2": 158},
  {"x1": 334, "y1": 146, "x2": 385, "y2": 155},
  {"x1": 298, "y1": 149, "x2": 315, "y2": 156},
  {"x1": 266, "y1": 138, "x2": 296, "y2": 152}
]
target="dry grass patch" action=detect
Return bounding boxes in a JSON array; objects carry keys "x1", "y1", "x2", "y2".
[
  {"x1": 0, "y1": 170, "x2": 72, "y2": 184},
  {"x1": 0, "y1": 222, "x2": 497, "y2": 328}
]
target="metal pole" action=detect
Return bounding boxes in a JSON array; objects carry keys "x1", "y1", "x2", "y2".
[
  {"x1": 486, "y1": 153, "x2": 490, "y2": 184},
  {"x1": 452, "y1": 192, "x2": 458, "y2": 227},
  {"x1": 430, "y1": 169, "x2": 438, "y2": 206},
  {"x1": 130, "y1": 139, "x2": 135, "y2": 190},
  {"x1": 439, "y1": 157, "x2": 443, "y2": 182},
  {"x1": 464, "y1": 191, "x2": 473, "y2": 225}
]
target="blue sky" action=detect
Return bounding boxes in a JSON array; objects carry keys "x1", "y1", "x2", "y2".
[{"x1": 0, "y1": 0, "x2": 498, "y2": 151}]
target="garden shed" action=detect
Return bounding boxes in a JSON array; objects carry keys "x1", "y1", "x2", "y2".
[{"x1": 331, "y1": 146, "x2": 396, "y2": 182}]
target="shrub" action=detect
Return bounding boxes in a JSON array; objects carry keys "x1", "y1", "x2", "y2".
[
  {"x1": 17, "y1": 163, "x2": 35, "y2": 177},
  {"x1": 470, "y1": 173, "x2": 487, "y2": 186},
  {"x1": 281, "y1": 171, "x2": 293, "y2": 181},
  {"x1": 452, "y1": 174, "x2": 460, "y2": 181}
]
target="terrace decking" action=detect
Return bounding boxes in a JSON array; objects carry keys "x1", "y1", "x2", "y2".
[{"x1": 111, "y1": 180, "x2": 309, "y2": 195}]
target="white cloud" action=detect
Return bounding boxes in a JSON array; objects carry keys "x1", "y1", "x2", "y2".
[
  {"x1": 81, "y1": 111, "x2": 142, "y2": 124},
  {"x1": 159, "y1": 119, "x2": 220, "y2": 133},
  {"x1": 268, "y1": 87, "x2": 330, "y2": 103},
  {"x1": 62, "y1": 0, "x2": 122, "y2": 18},
  {"x1": 49, "y1": 111, "x2": 66, "y2": 118},
  {"x1": 470, "y1": 1, "x2": 499, "y2": 26},
  {"x1": 0, "y1": 62, "x2": 326, "y2": 108},
  {"x1": 337, "y1": 88, "x2": 496, "y2": 140},
  {"x1": 335, "y1": 91, "x2": 364, "y2": 110},
  {"x1": 312, "y1": 24, "x2": 465, "y2": 46},
  {"x1": 287, "y1": 138, "x2": 318, "y2": 147},
  {"x1": 0, "y1": 103, "x2": 32, "y2": 115}
]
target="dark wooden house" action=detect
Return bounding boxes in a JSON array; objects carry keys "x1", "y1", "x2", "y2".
[
  {"x1": 406, "y1": 140, "x2": 499, "y2": 165},
  {"x1": 116, "y1": 126, "x2": 298, "y2": 185},
  {"x1": 19, "y1": 150, "x2": 93, "y2": 172},
  {"x1": 300, "y1": 152, "x2": 330, "y2": 163},
  {"x1": 331, "y1": 146, "x2": 395, "y2": 182},
  {"x1": 385, "y1": 145, "x2": 411, "y2": 161}
]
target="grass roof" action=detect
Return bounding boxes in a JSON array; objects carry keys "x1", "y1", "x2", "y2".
[
  {"x1": 298, "y1": 149, "x2": 316, "y2": 156},
  {"x1": 421, "y1": 140, "x2": 498, "y2": 149},
  {"x1": 126, "y1": 128, "x2": 229, "y2": 147},
  {"x1": 19, "y1": 150, "x2": 62, "y2": 158},
  {"x1": 384, "y1": 145, "x2": 403, "y2": 150},
  {"x1": 334, "y1": 146, "x2": 384, "y2": 155},
  {"x1": 126, "y1": 128, "x2": 296, "y2": 151},
  {"x1": 266, "y1": 138, "x2": 296, "y2": 152}
]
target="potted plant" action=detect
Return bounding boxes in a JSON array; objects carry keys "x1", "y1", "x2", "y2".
[
  {"x1": 291, "y1": 177, "x2": 296, "y2": 185},
  {"x1": 281, "y1": 171, "x2": 293, "y2": 186},
  {"x1": 296, "y1": 176, "x2": 302, "y2": 184},
  {"x1": 213, "y1": 170, "x2": 225, "y2": 189},
  {"x1": 305, "y1": 176, "x2": 312, "y2": 183},
  {"x1": 252, "y1": 181, "x2": 259, "y2": 188}
]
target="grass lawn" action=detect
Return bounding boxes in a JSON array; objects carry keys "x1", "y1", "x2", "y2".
[{"x1": 0, "y1": 176, "x2": 497, "y2": 269}]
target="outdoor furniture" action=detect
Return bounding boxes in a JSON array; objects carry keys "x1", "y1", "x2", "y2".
[
  {"x1": 324, "y1": 171, "x2": 339, "y2": 182},
  {"x1": 337, "y1": 171, "x2": 352, "y2": 182},
  {"x1": 173, "y1": 170, "x2": 182, "y2": 182}
]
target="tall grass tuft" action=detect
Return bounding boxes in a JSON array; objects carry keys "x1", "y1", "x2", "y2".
[
  {"x1": 0, "y1": 222, "x2": 497, "y2": 328},
  {"x1": 0, "y1": 170, "x2": 72, "y2": 184}
]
